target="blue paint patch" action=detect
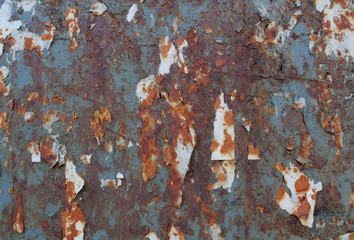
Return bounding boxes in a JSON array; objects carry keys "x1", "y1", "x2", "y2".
[
  {"x1": 93, "y1": 229, "x2": 108, "y2": 240},
  {"x1": 287, "y1": 22, "x2": 315, "y2": 77},
  {"x1": 24, "y1": 226, "x2": 46, "y2": 240},
  {"x1": 0, "y1": 170, "x2": 12, "y2": 222},
  {"x1": 45, "y1": 201, "x2": 62, "y2": 217},
  {"x1": 16, "y1": 52, "x2": 33, "y2": 88}
]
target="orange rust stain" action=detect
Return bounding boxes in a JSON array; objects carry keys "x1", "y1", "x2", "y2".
[
  {"x1": 264, "y1": 26, "x2": 279, "y2": 43},
  {"x1": 90, "y1": 105, "x2": 111, "y2": 145},
  {"x1": 257, "y1": 205, "x2": 264, "y2": 213},
  {"x1": 42, "y1": 95, "x2": 50, "y2": 106},
  {"x1": 0, "y1": 112, "x2": 9, "y2": 134},
  {"x1": 159, "y1": 37, "x2": 173, "y2": 59},
  {"x1": 8, "y1": 187, "x2": 14, "y2": 195},
  {"x1": 166, "y1": 83, "x2": 196, "y2": 207},
  {"x1": 188, "y1": 67, "x2": 210, "y2": 93},
  {"x1": 208, "y1": 161, "x2": 226, "y2": 191},
  {"x1": 16, "y1": 104, "x2": 26, "y2": 115},
  {"x1": 210, "y1": 139, "x2": 220, "y2": 153},
  {"x1": 61, "y1": 202, "x2": 85, "y2": 240},
  {"x1": 286, "y1": 142, "x2": 294, "y2": 151},
  {"x1": 52, "y1": 95, "x2": 66, "y2": 104},
  {"x1": 167, "y1": 223, "x2": 185, "y2": 240},
  {"x1": 248, "y1": 143, "x2": 260, "y2": 160},
  {"x1": 6, "y1": 36, "x2": 16, "y2": 47},
  {"x1": 65, "y1": 7, "x2": 80, "y2": 51},
  {"x1": 105, "y1": 142, "x2": 113, "y2": 153},
  {"x1": 299, "y1": 133, "x2": 312, "y2": 163},
  {"x1": 204, "y1": 24, "x2": 212, "y2": 33},
  {"x1": 139, "y1": 110, "x2": 158, "y2": 182},
  {"x1": 231, "y1": 90, "x2": 237, "y2": 100},
  {"x1": 215, "y1": 56, "x2": 228, "y2": 67},
  {"x1": 268, "y1": 108, "x2": 275, "y2": 116},
  {"x1": 333, "y1": 13, "x2": 351, "y2": 31},
  {"x1": 293, "y1": 197, "x2": 311, "y2": 220},
  {"x1": 107, "y1": 180, "x2": 116, "y2": 188},
  {"x1": 220, "y1": 129, "x2": 234, "y2": 155},
  {"x1": 66, "y1": 181, "x2": 76, "y2": 204},
  {"x1": 24, "y1": 37, "x2": 34, "y2": 51},
  {"x1": 13, "y1": 191, "x2": 24, "y2": 234},
  {"x1": 214, "y1": 93, "x2": 222, "y2": 112},
  {"x1": 40, "y1": 136, "x2": 57, "y2": 167},
  {"x1": 202, "y1": 203, "x2": 216, "y2": 226},
  {"x1": 41, "y1": 33, "x2": 53, "y2": 41},
  {"x1": 41, "y1": 220, "x2": 49, "y2": 229},
  {"x1": 276, "y1": 187, "x2": 286, "y2": 202},
  {"x1": 295, "y1": 175, "x2": 310, "y2": 193},
  {"x1": 28, "y1": 92, "x2": 39, "y2": 101},
  {"x1": 224, "y1": 111, "x2": 234, "y2": 126},
  {"x1": 275, "y1": 163, "x2": 286, "y2": 173},
  {"x1": 243, "y1": 119, "x2": 251, "y2": 130}
]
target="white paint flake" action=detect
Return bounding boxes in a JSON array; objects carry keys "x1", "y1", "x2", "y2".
[
  {"x1": 313, "y1": 0, "x2": 330, "y2": 12},
  {"x1": 0, "y1": 0, "x2": 22, "y2": 56},
  {"x1": 211, "y1": 91, "x2": 235, "y2": 160},
  {"x1": 80, "y1": 154, "x2": 92, "y2": 165},
  {"x1": 322, "y1": 1, "x2": 354, "y2": 62},
  {"x1": 294, "y1": 97, "x2": 306, "y2": 109},
  {"x1": 145, "y1": 230, "x2": 160, "y2": 240},
  {"x1": 175, "y1": 130, "x2": 196, "y2": 179},
  {"x1": 276, "y1": 163, "x2": 323, "y2": 228},
  {"x1": 168, "y1": 224, "x2": 184, "y2": 240},
  {"x1": 27, "y1": 140, "x2": 41, "y2": 162},
  {"x1": 90, "y1": 1, "x2": 107, "y2": 15},
  {"x1": 100, "y1": 172, "x2": 124, "y2": 189},
  {"x1": 65, "y1": 159, "x2": 85, "y2": 204},
  {"x1": 158, "y1": 36, "x2": 177, "y2": 75},
  {"x1": 127, "y1": 4, "x2": 138, "y2": 22},
  {"x1": 24, "y1": 111, "x2": 35, "y2": 121},
  {"x1": 255, "y1": 10, "x2": 302, "y2": 46},
  {"x1": 136, "y1": 75, "x2": 157, "y2": 103},
  {"x1": 18, "y1": 0, "x2": 37, "y2": 13},
  {"x1": 210, "y1": 224, "x2": 225, "y2": 240},
  {"x1": 9, "y1": 22, "x2": 56, "y2": 57},
  {"x1": 209, "y1": 160, "x2": 235, "y2": 192}
]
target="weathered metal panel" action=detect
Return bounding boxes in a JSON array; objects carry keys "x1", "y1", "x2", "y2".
[{"x1": 0, "y1": 0, "x2": 353, "y2": 239}]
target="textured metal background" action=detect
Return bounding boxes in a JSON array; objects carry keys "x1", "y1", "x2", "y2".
[{"x1": 0, "y1": 0, "x2": 353, "y2": 239}]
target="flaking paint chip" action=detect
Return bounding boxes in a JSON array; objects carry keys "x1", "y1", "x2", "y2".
[
  {"x1": 210, "y1": 91, "x2": 235, "y2": 161},
  {"x1": 275, "y1": 163, "x2": 322, "y2": 228},
  {"x1": 248, "y1": 143, "x2": 260, "y2": 160}
]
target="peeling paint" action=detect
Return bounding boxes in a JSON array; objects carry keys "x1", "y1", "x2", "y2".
[{"x1": 276, "y1": 163, "x2": 323, "y2": 228}]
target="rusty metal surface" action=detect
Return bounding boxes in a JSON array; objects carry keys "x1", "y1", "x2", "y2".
[{"x1": 0, "y1": 0, "x2": 353, "y2": 239}]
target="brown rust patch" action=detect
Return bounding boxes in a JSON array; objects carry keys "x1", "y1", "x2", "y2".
[
  {"x1": 39, "y1": 136, "x2": 57, "y2": 167},
  {"x1": 65, "y1": 7, "x2": 80, "y2": 51},
  {"x1": 27, "y1": 92, "x2": 39, "y2": 101},
  {"x1": 0, "y1": 112, "x2": 9, "y2": 135},
  {"x1": 139, "y1": 110, "x2": 158, "y2": 182},
  {"x1": 159, "y1": 37, "x2": 173, "y2": 59},
  {"x1": 61, "y1": 202, "x2": 85, "y2": 240},
  {"x1": 24, "y1": 37, "x2": 34, "y2": 51},
  {"x1": 298, "y1": 133, "x2": 312, "y2": 164},
  {"x1": 220, "y1": 129, "x2": 233, "y2": 155},
  {"x1": 210, "y1": 140, "x2": 220, "y2": 153},
  {"x1": 13, "y1": 191, "x2": 24, "y2": 234},
  {"x1": 90, "y1": 106, "x2": 111, "y2": 145},
  {"x1": 293, "y1": 197, "x2": 311, "y2": 221},
  {"x1": 295, "y1": 175, "x2": 310, "y2": 193},
  {"x1": 276, "y1": 187, "x2": 286, "y2": 202},
  {"x1": 224, "y1": 111, "x2": 234, "y2": 126},
  {"x1": 248, "y1": 143, "x2": 261, "y2": 160}
]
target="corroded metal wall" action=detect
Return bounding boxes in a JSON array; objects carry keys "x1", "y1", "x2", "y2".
[{"x1": 0, "y1": 0, "x2": 353, "y2": 239}]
